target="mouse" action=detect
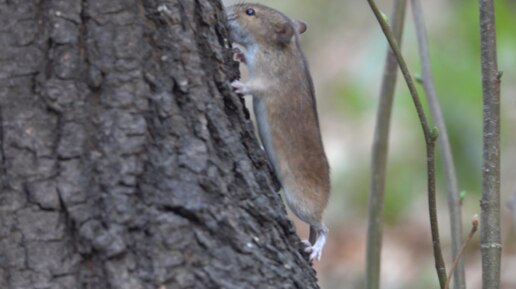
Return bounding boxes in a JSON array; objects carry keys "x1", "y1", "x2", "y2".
[{"x1": 226, "y1": 3, "x2": 330, "y2": 261}]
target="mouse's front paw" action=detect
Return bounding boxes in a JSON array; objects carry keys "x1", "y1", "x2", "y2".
[
  {"x1": 233, "y1": 47, "x2": 246, "y2": 63},
  {"x1": 231, "y1": 80, "x2": 249, "y2": 95}
]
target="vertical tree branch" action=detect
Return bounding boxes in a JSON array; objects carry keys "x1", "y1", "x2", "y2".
[
  {"x1": 366, "y1": 1, "x2": 447, "y2": 287},
  {"x1": 479, "y1": 1, "x2": 502, "y2": 289},
  {"x1": 411, "y1": 1, "x2": 465, "y2": 289},
  {"x1": 366, "y1": 1, "x2": 407, "y2": 289}
]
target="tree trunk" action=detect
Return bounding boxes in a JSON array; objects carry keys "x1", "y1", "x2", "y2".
[{"x1": 0, "y1": 1, "x2": 318, "y2": 288}]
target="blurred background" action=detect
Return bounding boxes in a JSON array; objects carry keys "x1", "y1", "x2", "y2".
[{"x1": 223, "y1": 0, "x2": 516, "y2": 288}]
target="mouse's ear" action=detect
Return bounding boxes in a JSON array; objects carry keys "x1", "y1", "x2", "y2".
[
  {"x1": 274, "y1": 22, "x2": 294, "y2": 45},
  {"x1": 294, "y1": 20, "x2": 307, "y2": 34}
]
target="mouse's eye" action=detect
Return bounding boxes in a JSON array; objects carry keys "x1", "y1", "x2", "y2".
[{"x1": 245, "y1": 8, "x2": 255, "y2": 16}]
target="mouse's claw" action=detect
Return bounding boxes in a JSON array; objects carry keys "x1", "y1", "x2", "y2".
[
  {"x1": 301, "y1": 240, "x2": 313, "y2": 253},
  {"x1": 309, "y1": 247, "x2": 322, "y2": 261},
  {"x1": 301, "y1": 239, "x2": 323, "y2": 261}
]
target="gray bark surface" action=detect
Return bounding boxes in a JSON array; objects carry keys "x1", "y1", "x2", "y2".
[
  {"x1": 0, "y1": 1, "x2": 317, "y2": 288},
  {"x1": 479, "y1": 0, "x2": 501, "y2": 288}
]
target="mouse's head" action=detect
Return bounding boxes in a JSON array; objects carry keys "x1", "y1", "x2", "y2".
[{"x1": 226, "y1": 3, "x2": 307, "y2": 48}]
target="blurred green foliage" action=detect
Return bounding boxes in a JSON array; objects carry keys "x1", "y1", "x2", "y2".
[{"x1": 337, "y1": 0, "x2": 515, "y2": 223}]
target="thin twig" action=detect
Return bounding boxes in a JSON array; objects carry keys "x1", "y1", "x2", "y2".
[
  {"x1": 444, "y1": 215, "x2": 479, "y2": 289},
  {"x1": 479, "y1": 1, "x2": 502, "y2": 289},
  {"x1": 366, "y1": 1, "x2": 447, "y2": 288},
  {"x1": 410, "y1": 1, "x2": 465, "y2": 289},
  {"x1": 366, "y1": 1, "x2": 407, "y2": 289}
]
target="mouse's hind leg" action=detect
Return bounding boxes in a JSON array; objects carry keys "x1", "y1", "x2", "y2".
[{"x1": 307, "y1": 224, "x2": 328, "y2": 261}]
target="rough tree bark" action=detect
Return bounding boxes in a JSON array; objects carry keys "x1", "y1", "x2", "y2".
[{"x1": 0, "y1": 1, "x2": 318, "y2": 288}]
